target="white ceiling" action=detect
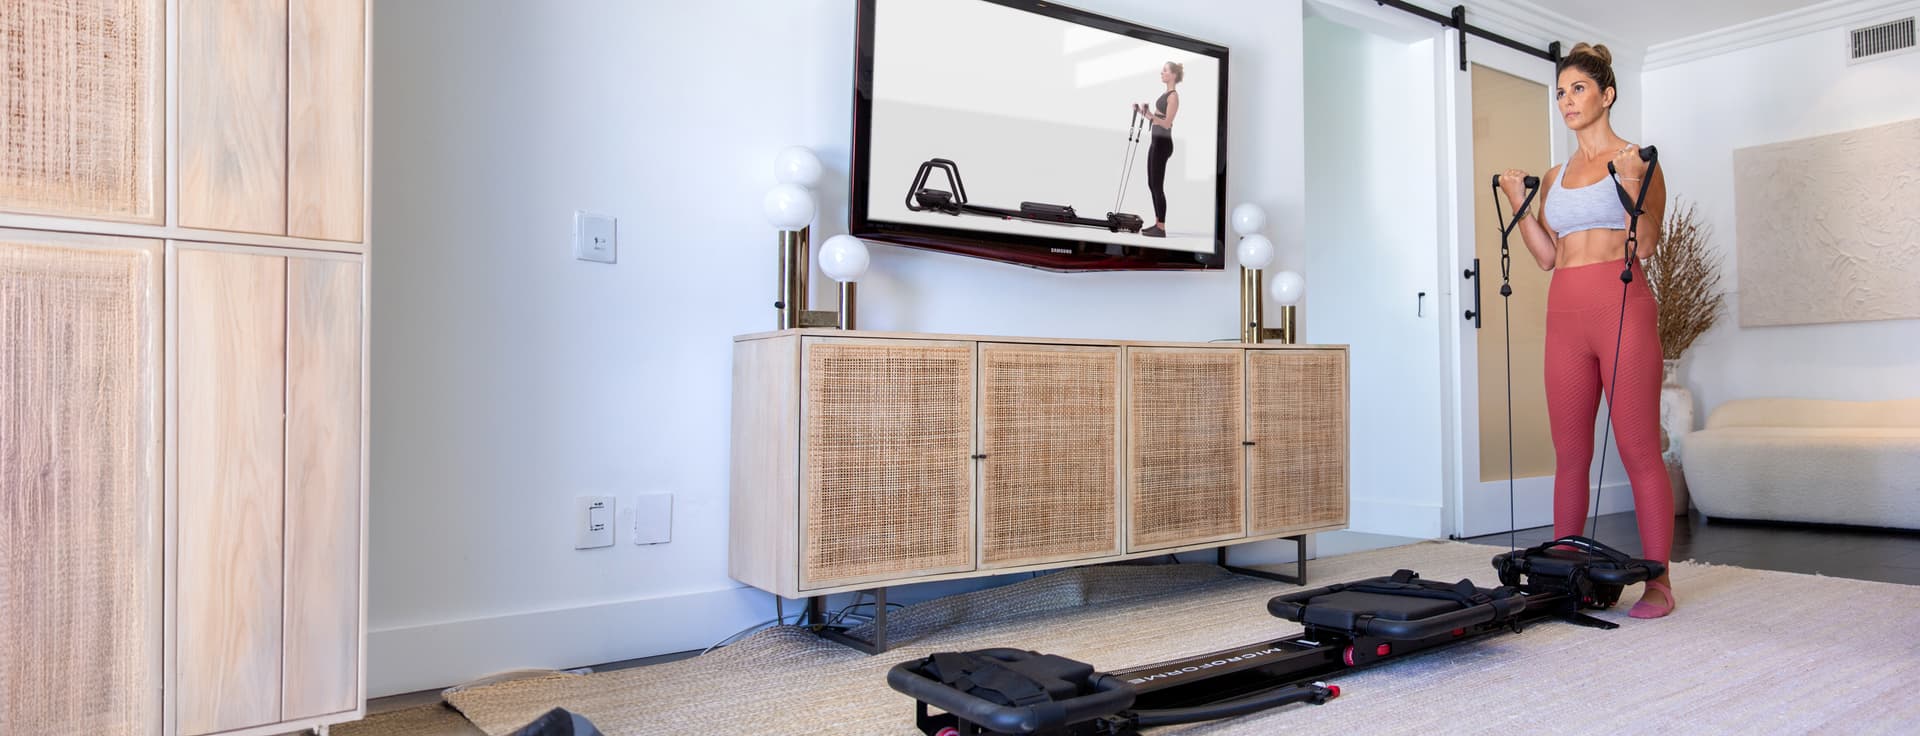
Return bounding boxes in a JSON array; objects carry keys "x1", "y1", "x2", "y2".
[{"x1": 1524, "y1": 0, "x2": 1832, "y2": 49}]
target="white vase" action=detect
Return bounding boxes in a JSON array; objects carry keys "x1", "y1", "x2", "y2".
[{"x1": 1658, "y1": 358, "x2": 1694, "y2": 515}]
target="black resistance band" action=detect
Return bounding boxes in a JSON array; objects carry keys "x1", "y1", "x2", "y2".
[{"x1": 1490, "y1": 172, "x2": 1539, "y2": 553}]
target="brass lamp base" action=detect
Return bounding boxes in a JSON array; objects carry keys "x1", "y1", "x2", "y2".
[
  {"x1": 776, "y1": 226, "x2": 856, "y2": 330},
  {"x1": 1240, "y1": 267, "x2": 1298, "y2": 344},
  {"x1": 777, "y1": 228, "x2": 811, "y2": 330}
]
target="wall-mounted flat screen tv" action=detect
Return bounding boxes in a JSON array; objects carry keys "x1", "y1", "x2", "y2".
[{"x1": 850, "y1": 0, "x2": 1229, "y2": 271}]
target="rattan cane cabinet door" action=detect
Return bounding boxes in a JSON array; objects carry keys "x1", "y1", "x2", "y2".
[
  {"x1": 978, "y1": 343, "x2": 1123, "y2": 569},
  {"x1": 1247, "y1": 348, "x2": 1350, "y2": 534},
  {"x1": 0, "y1": 0, "x2": 162, "y2": 222},
  {"x1": 1126, "y1": 347, "x2": 1246, "y2": 551},
  {"x1": 0, "y1": 233, "x2": 161, "y2": 736},
  {"x1": 800, "y1": 338, "x2": 976, "y2": 589}
]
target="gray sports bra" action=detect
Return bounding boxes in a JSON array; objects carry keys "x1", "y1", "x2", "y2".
[{"x1": 1542, "y1": 162, "x2": 1627, "y2": 239}]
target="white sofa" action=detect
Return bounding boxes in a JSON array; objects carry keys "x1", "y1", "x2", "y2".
[{"x1": 1681, "y1": 397, "x2": 1920, "y2": 530}]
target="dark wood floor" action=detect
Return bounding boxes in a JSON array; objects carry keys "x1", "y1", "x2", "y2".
[{"x1": 1463, "y1": 510, "x2": 1920, "y2": 586}]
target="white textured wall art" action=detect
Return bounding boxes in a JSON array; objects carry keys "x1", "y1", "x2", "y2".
[{"x1": 1733, "y1": 117, "x2": 1920, "y2": 327}]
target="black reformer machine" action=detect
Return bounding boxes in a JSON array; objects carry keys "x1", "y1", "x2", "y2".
[
  {"x1": 888, "y1": 538, "x2": 1663, "y2": 735},
  {"x1": 904, "y1": 110, "x2": 1150, "y2": 234},
  {"x1": 886, "y1": 148, "x2": 1665, "y2": 736}
]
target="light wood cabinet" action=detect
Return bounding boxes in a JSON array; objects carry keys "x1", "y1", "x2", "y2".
[
  {"x1": 2, "y1": 0, "x2": 368, "y2": 248},
  {"x1": 176, "y1": 249, "x2": 288, "y2": 734},
  {"x1": 287, "y1": 0, "x2": 367, "y2": 242},
  {"x1": 2, "y1": 1, "x2": 369, "y2": 732},
  {"x1": 800, "y1": 337, "x2": 976, "y2": 589},
  {"x1": 282, "y1": 259, "x2": 364, "y2": 721},
  {"x1": 1126, "y1": 347, "x2": 1246, "y2": 552},
  {"x1": 978, "y1": 343, "x2": 1122, "y2": 569},
  {"x1": 178, "y1": 0, "x2": 366, "y2": 239},
  {"x1": 0, "y1": 0, "x2": 163, "y2": 222},
  {"x1": 0, "y1": 231, "x2": 162, "y2": 736},
  {"x1": 730, "y1": 330, "x2": 1349, "y2": 601},
  {"x1": 178, "y1": 0, "x2": 287, "y2": 234},
  {"x1": 175, "y1": 247, "x2": 363, "y2": 736},
  {"x1": 1248, "y1": 349, "x2": 1349, "y2": 535}
]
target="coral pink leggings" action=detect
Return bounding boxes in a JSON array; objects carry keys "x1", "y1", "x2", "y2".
[{"x1": 1545, "y1": 259, "x2": 1672, "y2": 564}]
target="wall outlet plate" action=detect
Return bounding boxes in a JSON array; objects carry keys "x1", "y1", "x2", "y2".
[
  {"x1": 634, "y1": 493, "x2": 671, "y2": 545},
  {"x1": 576, "y1": 496, "x2": 614, "y2": 549},
  {"x1": 574, "y1": 211, "x2": 616, "y2": 263}
]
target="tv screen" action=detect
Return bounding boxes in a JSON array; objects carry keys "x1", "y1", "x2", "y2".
[{"x1": 850, "y1": 0, "x2": 1229, "y2": 271}]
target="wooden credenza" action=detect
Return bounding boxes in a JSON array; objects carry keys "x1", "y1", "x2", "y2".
[
  {"x1": 729, "y1": 330, "x2": 1349, "y2": 601},
  {"x1": 1, "y1": 2, "x2": 368, "y2": 735}
]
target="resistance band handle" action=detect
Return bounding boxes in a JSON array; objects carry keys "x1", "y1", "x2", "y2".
[
  {"x1": 1490, "y1": 175, "x2": 1542, "y2": 240},
  {"x1": 1488, "y1": 174, "x2": 1541, "y2": 190},
  {"x1": 1606, "y1": 145, "x2": 1658, "y2": 216}
]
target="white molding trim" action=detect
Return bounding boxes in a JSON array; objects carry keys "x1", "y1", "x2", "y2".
[
  {"x1": 1645, "y1": 0, "x2": 1920, "y2": 71},
  {"x1": 1458, "y1": 477, "x2": 1641, "y2": 539},
  {"x1": 1464, "y1": 0, "x2": 1638, "y2": 61},
  {"x1": 366, "y1": 586, "x2": 768, "y2": 698},
  {"x1": 1349, "y1": 0, "x2": 1641, "y2": 66}
]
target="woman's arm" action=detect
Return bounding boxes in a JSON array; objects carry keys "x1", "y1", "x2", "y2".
[
  {"x1": 1159, "y1": 92, "x2": 1179, "y2": 129},
  {"x1": 1502, "y1": 166, "x2": 1561, "y2": 270}
]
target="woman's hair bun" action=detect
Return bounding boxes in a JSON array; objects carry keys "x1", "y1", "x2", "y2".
[{"x1": 1568, "y1": 42, "x2": 1612, "y2": 66}]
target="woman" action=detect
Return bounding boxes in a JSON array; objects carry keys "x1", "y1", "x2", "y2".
[
  {"x1": 1498, "y1": 43, "x2": 1675, "y2": 618},
  {"x1": 1132, "y1": 61, "x2": 1182, "y2": 237}
]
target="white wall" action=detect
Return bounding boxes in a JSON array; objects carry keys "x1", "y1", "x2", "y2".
[
  {"x1": 1302, "y1": 14, "x2": 1446, "y2": 539},
  {"x1": 370, "y1": 0, "x2": 1307, "y2": 697},
  {"x1": 1643, "y1": 15, "x2": 1920, "y2": 422}
]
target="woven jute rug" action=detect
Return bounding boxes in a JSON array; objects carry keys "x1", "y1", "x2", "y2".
[
  {"x1": 333, "y1": 703, "x2": 484, "y2": 736},
  {"x1": 440, "y1": 541, "x2": 1920, "y2": 735}
]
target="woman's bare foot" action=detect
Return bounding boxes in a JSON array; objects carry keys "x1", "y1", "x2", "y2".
[{"x1": 1629, "y1": 572, "x2": 1675, "y2": 619}]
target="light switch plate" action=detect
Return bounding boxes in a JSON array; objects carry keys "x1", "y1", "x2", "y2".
[
  {"x1": 634, "y1": 493, "x2": 671, "y2": 545},
  {"x1": 576, "y1": 496, "x2": 614, "y2": 549},
  {"x1": 574, "y1": 211, "x2": 617, "y2": 263}
]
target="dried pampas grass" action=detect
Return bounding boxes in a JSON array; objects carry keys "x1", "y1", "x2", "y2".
[{"x1": 1647, "y1": 199, "x2": 1726, "y2": 360}]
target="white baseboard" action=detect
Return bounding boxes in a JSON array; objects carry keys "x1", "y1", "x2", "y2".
[
  {"x1": 365, "y1": 522, "x2": 1432, "y2": 698},
  {"x1": 367, "y1": 586, "x2": 769, "y2": 698},
  {"x1": 1348, "y1": 497, "x2": 1446, "y2": 539},
  {"x1": 1459, "y1": 478, "x2": 1640, "y2": 539},
  {"x1": 366, "y1": 571, "x2": 1047, "y2": 698}
]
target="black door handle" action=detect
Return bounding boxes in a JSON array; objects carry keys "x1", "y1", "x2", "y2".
[{"x1": 1463, "y1": 258, "x2": 1482, "y2": 329}]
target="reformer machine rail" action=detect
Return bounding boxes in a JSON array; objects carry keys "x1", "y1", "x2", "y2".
[
  {"x1": 907, "y1": 157, "x2": 1145, "y2": 234},
  {"x1": 904, "y1": 110, "x2": 1149, "y2": 236},
  {"x1": 889, "y1": 536, "x2": 1663, "y2": 735}
]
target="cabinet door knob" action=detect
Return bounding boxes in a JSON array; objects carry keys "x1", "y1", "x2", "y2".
[
  {"x1": 970, "y1": 453, "x2": 988, "y2": 460},
  {"x1": 1242, "y1": 441, "x2": 1256, "y2": 446}
]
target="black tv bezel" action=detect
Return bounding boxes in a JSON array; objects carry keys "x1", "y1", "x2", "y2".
[{"x1": 849, "y1": 0, "x2": 1230, "y2": 272}]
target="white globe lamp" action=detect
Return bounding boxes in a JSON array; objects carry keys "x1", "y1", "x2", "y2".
[
  {"x1": 819, "y1": 235, "x2": 870, "y2": 330},
  {"x1": 1235, "y1": 233, "x2": 1275, "y2": 271},
  {"x1": 774, "y1": 146, "x2": 824, "y2": 187},
  {"x1": 1268, "y1": 269, "x2": 1304, "y2": 344},
  {"x1": 819, "y1": 235, "x2": 870, "y2": 283},
  {"x1": 1269, "y1": 270, "x2": 1305, "y2": 306},
  {"x1": 1231, "y1": 203, "x2": 1267, "y2": 236},
  {"x1": 762, "y1": 183, "x2": 816, "y2": 231}
]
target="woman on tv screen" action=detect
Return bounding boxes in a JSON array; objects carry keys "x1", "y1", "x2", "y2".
[{"x1": 1134, "y1": 61, "x2": 1183, "y2": 238}]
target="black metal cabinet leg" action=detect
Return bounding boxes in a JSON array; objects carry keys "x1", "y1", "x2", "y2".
[
  {"x1": 806, "y1": 587, "x2": 890, "y2": 654},
  {"x1": 1218, "y1": 534, "x2": 1308, "y2": 585}
]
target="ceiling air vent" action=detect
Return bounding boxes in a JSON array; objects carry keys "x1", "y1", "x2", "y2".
[{"x1": 1849, "y1": 17, "x2": 1915, "y2": 62}]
